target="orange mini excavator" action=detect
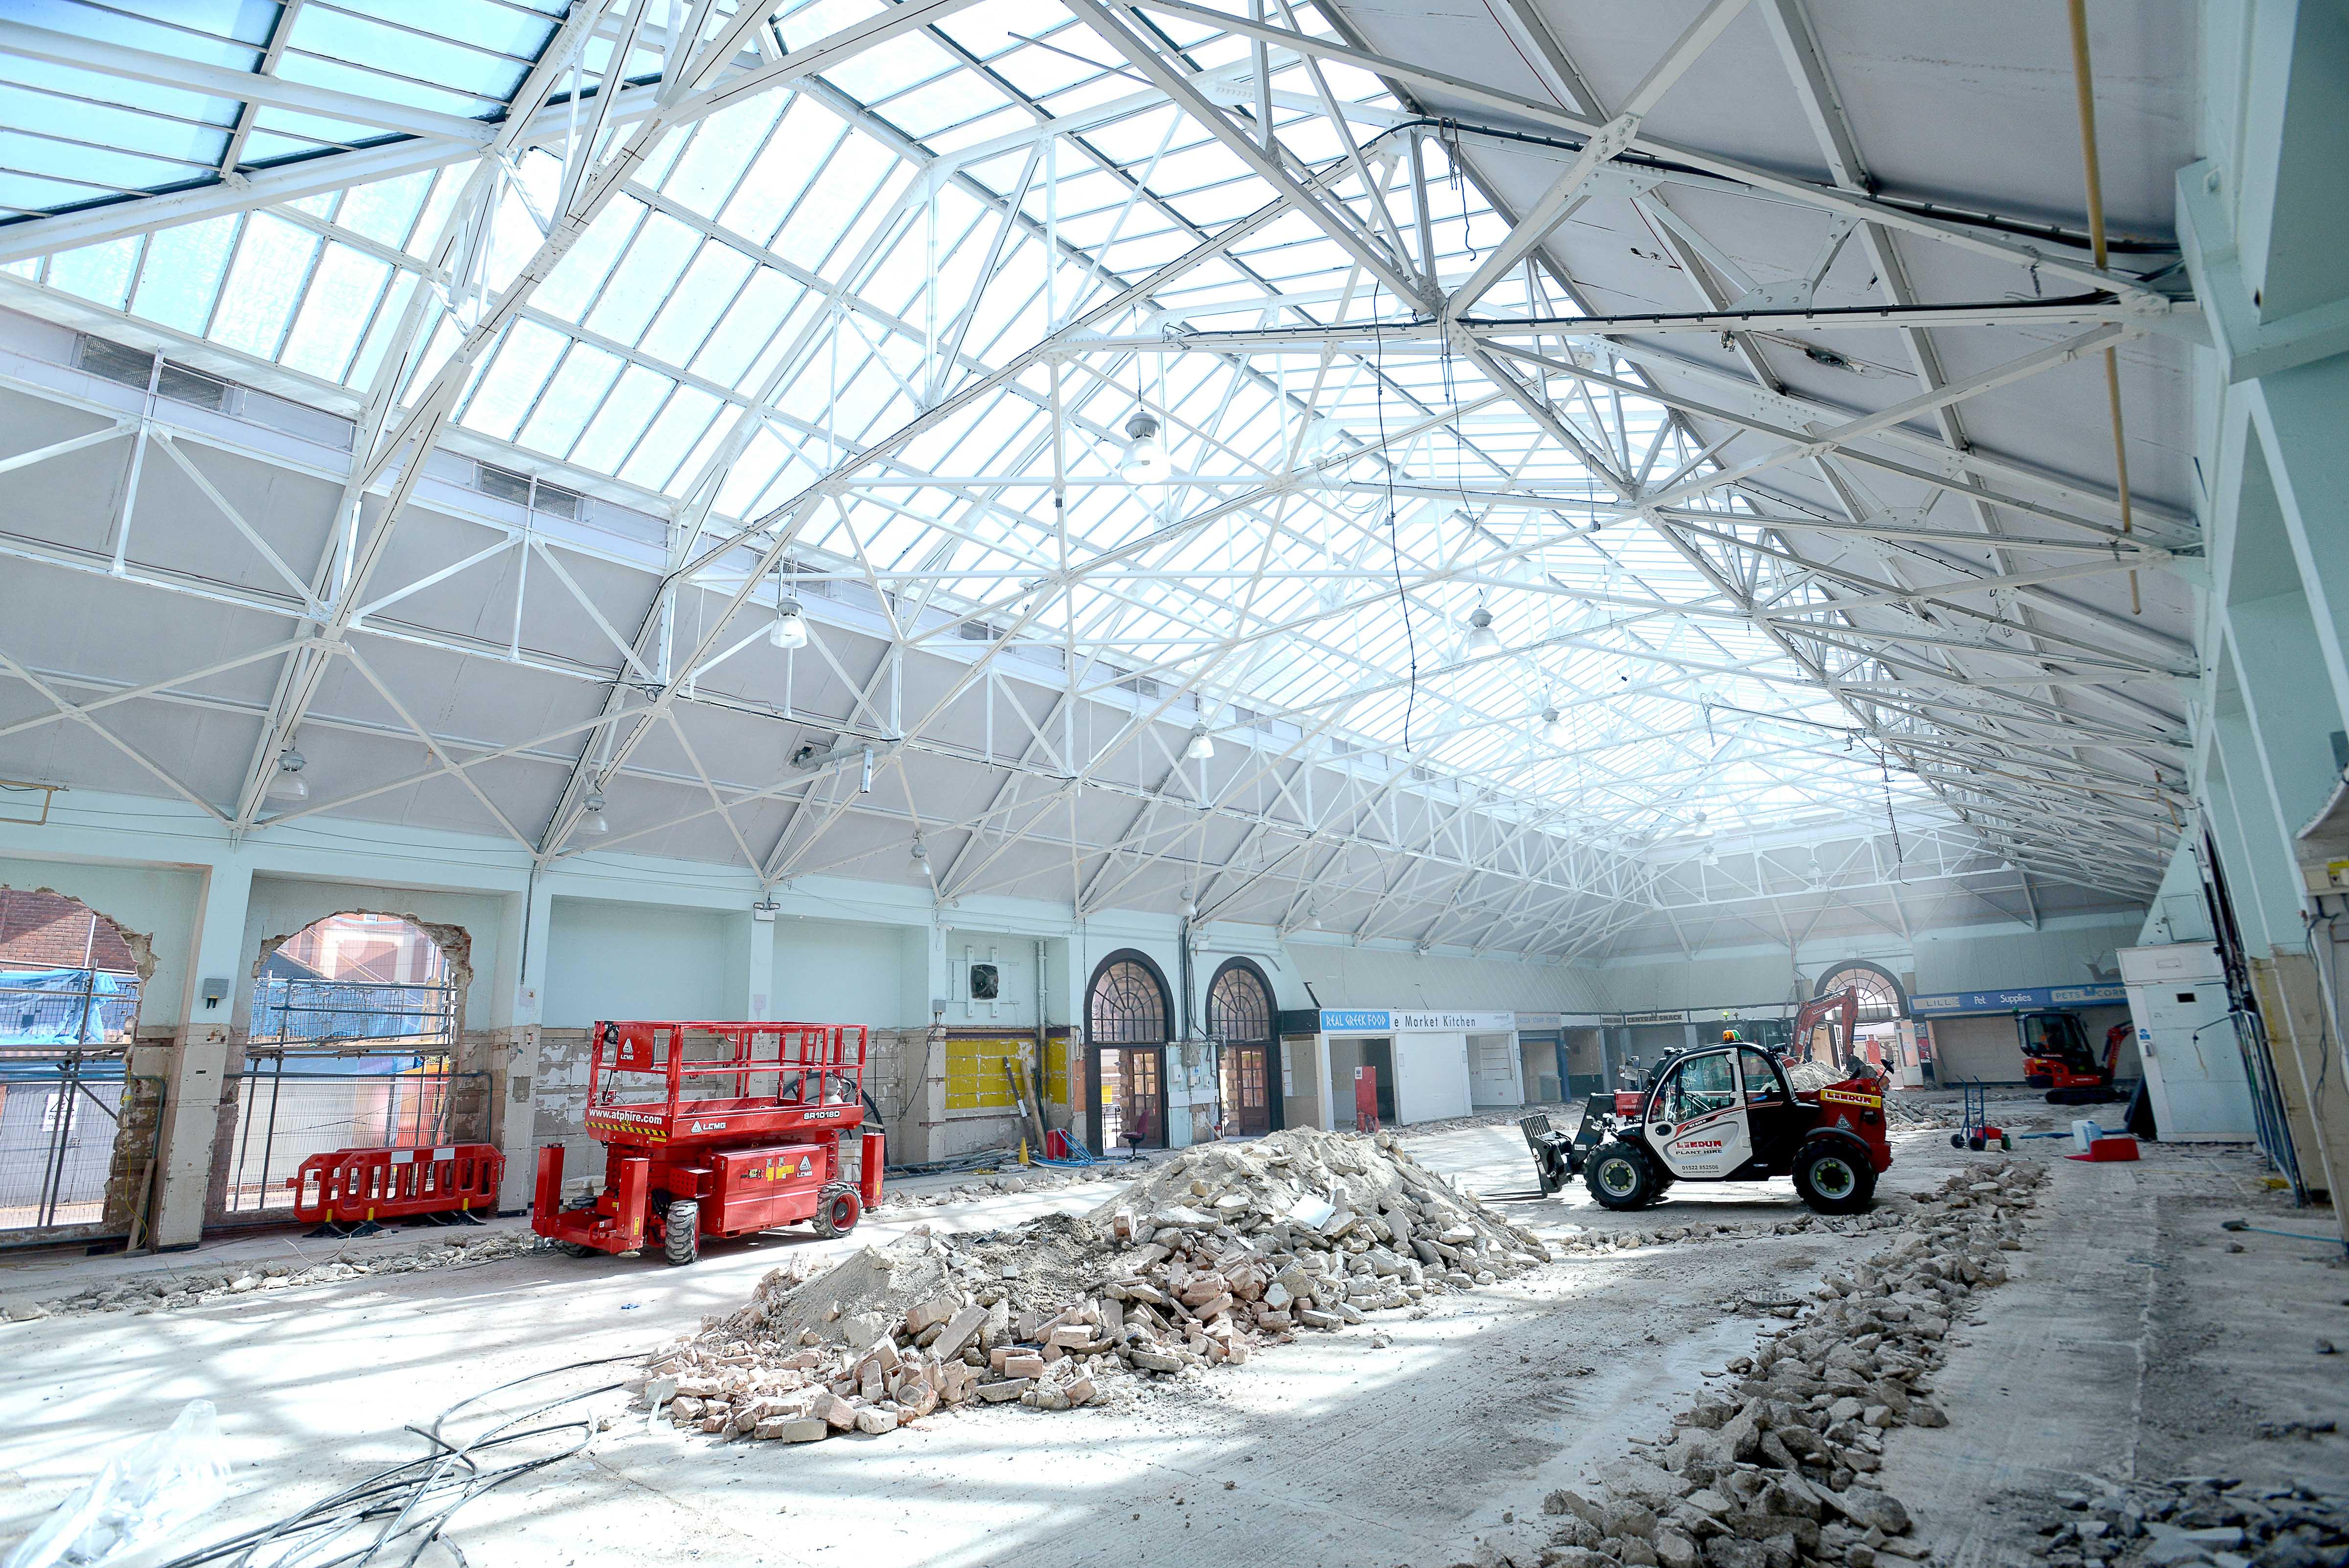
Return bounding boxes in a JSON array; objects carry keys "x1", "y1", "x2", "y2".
[{"x1": 2018, "y1": 1010, "x2": 2130, "y2": 1105}]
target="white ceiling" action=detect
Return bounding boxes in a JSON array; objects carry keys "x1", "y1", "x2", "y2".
[{"x1": 0, "y1": 0, "x2": 2197, "y2": 960}]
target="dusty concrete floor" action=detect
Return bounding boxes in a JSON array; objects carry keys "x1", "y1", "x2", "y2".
[
  {"x1": 1875, "y1": 1094, "x2": 2349, "y2": 1568},
  {"x1": 1, "y1": 1098, "x2": 2340, "y2": 1567}
]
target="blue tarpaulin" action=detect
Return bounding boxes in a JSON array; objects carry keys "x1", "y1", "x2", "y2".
[{"x1": 0, "y1": 968, "x2": 140, "y2": 1047}]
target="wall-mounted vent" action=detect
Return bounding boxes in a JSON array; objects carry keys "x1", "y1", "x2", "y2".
[
  {"x1": 1117, "y1": 675, "x2": 1161, "y2": 701},
  {"x1": 958, "y1": 619, "x2": 1000, "y2": 642},
  {"x1": 75, "y1": 336, "x2": 234, "y2": 413},
  {"x1": 534, "y1": 482, "x2": 580, "y2": 520},
  {"x1": 475, "y1": 461, "x2": 534, "y2": 507},
  {"x1": 77, "y1": 336, "x2": 153, "y2": 388},
  {"x1": 157, "y1": 363, "x2": 230, "y2": 412}
]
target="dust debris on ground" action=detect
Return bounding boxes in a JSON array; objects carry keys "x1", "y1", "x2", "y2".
[
  {"x1": 628, "y1": 1126, "x2": 1551, "y2": 1442},
  {"x1": 1447, "y1": 1161, "x2": 2050, "y2": 1568},
  {"x1": 4, "y1": 1230, "x2": 539, "y2": 1320}
]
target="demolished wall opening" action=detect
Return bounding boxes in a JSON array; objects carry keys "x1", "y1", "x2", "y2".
[
  {"x1": 0, "y1": 885, "x2": 159, "y2": 1241},
  {"x1": 214, "y1": 911, "x2": 480, "y2": 1224}
]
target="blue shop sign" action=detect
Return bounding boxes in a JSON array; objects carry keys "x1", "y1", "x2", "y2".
[
  {"x1": 1319, "y1": 1009, "x2": 1392, "y2": 1032},
  {"x1": 1909, "y1": 983, "x2": 2126, "y2": 1016}
]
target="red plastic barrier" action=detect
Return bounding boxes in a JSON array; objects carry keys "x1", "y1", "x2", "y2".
[{"x1": 289, "y1": 1144, "x2": 505, "y2": 1226}]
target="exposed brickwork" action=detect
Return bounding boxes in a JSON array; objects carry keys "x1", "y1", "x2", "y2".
[{"x1": 0, "y1": 888, "x2": 139, "y2": 973}]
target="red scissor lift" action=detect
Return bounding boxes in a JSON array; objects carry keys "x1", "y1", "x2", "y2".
[{"x1": 532, "y1": 1020, "x2": 882, "y2": 1265}]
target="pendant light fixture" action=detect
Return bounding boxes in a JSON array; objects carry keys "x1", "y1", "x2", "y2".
[
  {"x1": 1120, "y1": 412, "x2": 1170, "y2": 485},
  {"x1": 271, "y1": 745, "x2": 308, "y2": 800},
  {"x1": 1460, "y1": 603, "x2": 1500, "y2": 658}
]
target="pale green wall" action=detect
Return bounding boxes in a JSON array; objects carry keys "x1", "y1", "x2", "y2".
[
  {"x1": 0, "y1": 852, "x2": 204, "y2": 1027},
  {"x1": 543, "y1": 899, "x2": 733, "y2": 1026}
]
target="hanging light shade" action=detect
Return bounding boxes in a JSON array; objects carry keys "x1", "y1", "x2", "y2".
[
  {"x1": 1120, "y1": 412, "x2": 1170, "y2": 485},
  {"x1": 770, "y1": 597, "x2": 809, "y2": 650},
  {"x1": 1538, "y1": 705, "x2": 1564, "y2": 743},
  {"x1": 909, "y1": 836, "x2": 931, "y2": 875},
  {"x1": 581, "y1": 788, "x2": 610, "y2": 834},
  {"x1": 271, "y1": 746, "x2": 308, "y2": 800},
  {"x1": 1183, "y1": 726, "x2": 1215, "y2": 761},
  {"x1": 1460, "y1": 605, "x2": 1500, "y2": 657}
]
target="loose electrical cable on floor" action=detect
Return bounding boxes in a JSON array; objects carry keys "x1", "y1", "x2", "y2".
[{"x1": 155, "y1": 1359, "x2": 632, "y2": 1568}]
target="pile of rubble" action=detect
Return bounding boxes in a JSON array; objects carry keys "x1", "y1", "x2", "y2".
[
  {"x1": 877, "y1": 1161, "x2": 1127, "y2": 1209},
  {"x1": 5, "y1": 1228, "x2": 539, "y2": 1319},
  {"x1": 631, "y1": 1127, "x2": 1549, "y2": 1442},
  {"x1": 1547, "y1": 1206, "x2": 1917, "y2": 1262},
  {"x1": 2018, "y1": 1476, "x2": 2348, "y2": 1568},
  {"x1": 1454, "y1": 1160, "x2": 2049, "y2": 1568}
]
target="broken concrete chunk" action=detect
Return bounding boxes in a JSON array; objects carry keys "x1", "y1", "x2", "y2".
[{"x1": 932, "y1": 1305, "x2": 989, "y2": 1360}]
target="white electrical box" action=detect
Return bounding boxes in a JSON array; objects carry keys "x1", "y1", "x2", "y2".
[{"x1": 2117, "y1": 943, "x2": 2254, "y2": 1142}]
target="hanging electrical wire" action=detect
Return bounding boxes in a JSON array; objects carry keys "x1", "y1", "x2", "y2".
[
  {"x1": 1878, "y1": 747, "x2": 1907, "y2": 871},
  {"x1": 1371, "y1": 277, "x2": 1416, "y2": 751}
]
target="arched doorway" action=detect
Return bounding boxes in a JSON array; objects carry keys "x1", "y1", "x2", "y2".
[
  {"x1": 1815, "y1": 961, "x2": 1907, "y2": 1024},
  {"x1": 218, "y1": 912, "x2": 466, "y2": 1222},
  {"x1": 1207, "y1": 958, "x2": 1278, "y2": 1136},
  {"x1": 1810, "y1": 961, "x2": 1908, "y2": 1072},
  {"x1": 0, "y1": 888, "x2": 148, "y2": 1239},
  {"x1": 1086, "y1": 950, "x2": 1170, "y2": 1155}
]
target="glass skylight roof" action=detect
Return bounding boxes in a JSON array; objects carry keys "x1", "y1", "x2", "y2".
[{"x1": 0, "y1": 0, "x2": 2131, "y2": 884}]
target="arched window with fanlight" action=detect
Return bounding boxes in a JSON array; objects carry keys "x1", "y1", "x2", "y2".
[
  {"x1": 1207, "y1": 958, "x2": 1279, "y2": 1136},
  {"x1": 1086, "y1": 951, "x2": 1170, "y2": 1153},
  {"x1": 1815, "y1": 961, "x2": 1907, "y2": 1024}
]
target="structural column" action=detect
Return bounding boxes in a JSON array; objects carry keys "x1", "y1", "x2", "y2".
[
  {"x1": 486, "y1": 878, "x2": 553, "y2": 1212},
  {"x1": 146, "y1": 855, "x2": 252, "y2": 1249}
]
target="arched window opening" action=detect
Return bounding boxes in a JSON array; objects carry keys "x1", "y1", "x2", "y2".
[
  {"x1": 224, "y1": 912, "x2": 468, "y2": 1222},
  {"x1": 1207, "y1": 962, "x2": 1272, "y2": 1043},
  {"x1": 1816, "y1": 962, "x2": 1907, "y2": 1025},
  {"x1": 0, "y1": 888, "x2": 148, "y2": 1236},
  {"x1": 1207, "y1": 958, "x2": 1278, "y2": 1137},
  {"x1": 1086, "y1": 951, "x2": 1170, "y2": 1154},
  {"x1": 1088, "y1": 954, "x2": 1167, "y2": 1045}
]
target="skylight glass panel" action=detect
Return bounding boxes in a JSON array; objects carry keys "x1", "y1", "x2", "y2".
[
  {"x1": 210, "y1": 214, "x2": 317, "y2": 359},
  {"x1": 462, "y1": 318, "x2": 571, "y2": 440},
  {"x1": 585, "y1": 215, "x2": 701, "y2": 346},
  {"x1": 620, "y1": 384, "x2": 723, "y2": 490},
  {"x1": 46, "y1": 237, "x2": 138, "y2": 311},
  {"x1": 279, "y1": 243, "x2": 392, "y2": 381},
  {"x1": 663, "y1": 97, "x2": 787, "y2": 219},
  {"x1": 506, "y1": 342, "x2": 614, "y2": 457},
  {"x1": 573, "y1": 363, "x2": 673, "y2": 470},
  {"x1": 346, "y1": 271, "x2": 417, "y2": 388},
  {"x1": 640, "y1": 245, "x2": 756, "y2": 366},
  {"x1": 127, "y1": 218, "x2": 236, "y2": 334}
]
